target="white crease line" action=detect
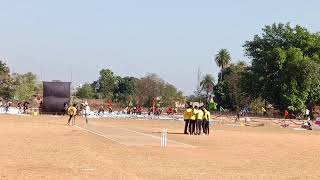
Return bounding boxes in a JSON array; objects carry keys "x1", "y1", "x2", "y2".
[
  {"x1": 119, "y1": 128, "x2": 196, "y2": 148},
  {"x1": 75, "y1": 125, "x2": 128, "y2": 146},
  {"x1": 83, "y1": 169, "x2": 95, "y2": 171},
  {"x1": 226, "y1": 124, "x2": 242, "y2": 127}
]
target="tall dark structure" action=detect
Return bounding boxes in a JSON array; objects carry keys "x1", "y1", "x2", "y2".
[{"x1": 42, "y1": 81, "x2": 71, "y2": 113}]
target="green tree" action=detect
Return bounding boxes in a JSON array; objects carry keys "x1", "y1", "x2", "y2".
[
  {"x1": 97, "y1": 69, "x2": 118, "y2": 99},
  {"x1": 0, "y1": 61, "x2": 13, "y2": 99},
  {"x1": 215, "y1": 62, "x2": 248, "y2": 111},
  {"x1": 161, "y1": 84, "x2": 184, "y2": 107},
  {"x1": 200, "y1": 74, "x2": 215, "y2": 107},
  {"x1": 12, "y1": 72, "x2": 37, "y2": 101},
  {"x1": 214, "y1": 49, "x2": 231, "y2": 80},
  {"x1": 114, "y1": 76, "x2": 138, "y2": 103},
  {"x1": 134, "y1": 74, "x2": 163, "y2": 106},
  {"x1": 243, "y1": 23, "x2": 320, "y2": 114},
  {"x1": 76, "y1": 83, "x2": 95, "y2": 99},
  {"x1": 306, "y1": 60, "x2": 320, "y2": 118},
  {"x1": 134, "y1": 74, "x2": 183, "y2": 107}
]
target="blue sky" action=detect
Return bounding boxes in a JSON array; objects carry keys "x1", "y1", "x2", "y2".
[{"x1": 1, "y1": 0, "x2": 320, "y2": 94}]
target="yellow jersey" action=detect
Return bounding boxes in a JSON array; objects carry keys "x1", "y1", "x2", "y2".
[
  {"x1": 190, "y1": 109, "x2": 198, "y2": 120},
  {"x1": 203, "y1": 109, "x2": 211, "y2": 121},
  {"x1": 68, "y1": 106, "x2": 77, "y2": 116},
  {"x1": 197, "y1": 110, "x2": 204, "y2": 120},
  {"x1": 183, "y1": 108, "x2": 192, "y2": 120}
]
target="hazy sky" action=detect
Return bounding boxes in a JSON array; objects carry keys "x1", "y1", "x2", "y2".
[{"x1": 1, "y1": 0, "x2": 320, "y2": 94}]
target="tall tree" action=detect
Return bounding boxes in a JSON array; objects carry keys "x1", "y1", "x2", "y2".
[
  {"x1": 76, "y1": 83, "x2": 95, "y2": 99},
  {"x1": 0, "y1": 61, "x2": 13, "y2": 99},
  {"x1": 12, "y1": 72, "x2": 37, "y2": 101},
  {"x1": 134, "y1": 74, "x2": 183, "y2": 107},
  {"x1": 215, "y1": 62, "x2": 248, "y2": 110},
  {"x1": 97, "y1": 69, "x2": 118, "y2": 99},
  {"x1": 161, "y1": 84, "x2": 184, "y2": 107},
  {"x1": 243, "y1": 23, "x2": 320, "y2": 114},
  {"x1": 214, "y1": 49, "x2": 231, "y2": 80},
  {"x1": 114, "y1": 76, "x2": 138, "y2": 103},
  {"x1": 200, "y1": 74, "x2": 215, "y2": 106},
  {"x1": 134, "y1": 74, "x2": 163, "y2": 106}
]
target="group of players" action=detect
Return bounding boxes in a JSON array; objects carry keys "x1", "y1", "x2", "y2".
[
  {"x1": 184, "y1": 105, "x2": 211, "y2": 135},
  {"x1": 65, "y1": 102, "x2": 212, "y2": 135}
]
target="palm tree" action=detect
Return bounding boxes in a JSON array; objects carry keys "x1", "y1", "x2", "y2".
[
  {"x1": 200, "y1": 74, "x2": 215, "y2": 107},
  {"x1": 214, "y1": 49, "x2": 231, "y2": 80}
]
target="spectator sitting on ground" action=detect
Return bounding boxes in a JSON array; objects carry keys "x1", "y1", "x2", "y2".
[
  {"x1": 167, "y1": 107, "x2": 173, "y2": 115},
  {"x1": 301, "y1": 120, "x2": 312, "y2": 130},
  {"x1": 17, "y1": 102, "x2": 21, "y2": 109},
  {"x1": 154, "y1": 108, "x2": 161, "y2": 116},
  {"x1": 173, "y1": 107, "x2": 178, "y2": 114},
  {"x1": 107, "y1": 105, "x2": 113, "y2": 113},
  {"x1": 17, "y1": 102, "x2": 22, "y2": 113},
  {"x1": 148, "y1": 108, "x2": 152, "y2": 116},
  {"x1": 133, "y1": 106, "x2": 137, "y2": 115},
  {"x1": 6, "y1": 101, "x2": 12, "y2": 112},
  {"x1": 280, "y1": 119, "x2": 289, "y2": 128},
  {"x1": 98, "y1": 106, "x2": 105, "y2": 115},
  {"x1": 136, "y1": 106, "x2": 142, "y2": 115},
  {"x1": 23, "y1": 101, "x2": 30, "y2": 114},
  {"x1": 123, "y1": 106, "x2": 128, "y2": 114}
]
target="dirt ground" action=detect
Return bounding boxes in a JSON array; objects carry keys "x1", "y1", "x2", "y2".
[{"x1": 0, "y1": 115, "x2": 320, "y2": 180}]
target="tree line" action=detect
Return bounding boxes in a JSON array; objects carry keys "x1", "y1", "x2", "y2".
[
  {"x1": 0, "y1": 61, "x2": 185, "y2": 108},
  {"x1": 197, "y1": 23, "x2": 320, "y2": 117},
  {"x1": 75, "y1": 70, "x2": 184, "y2": 107},
  {"x1": 0, "y1": 62, "x2": 39, "y2": 102}
]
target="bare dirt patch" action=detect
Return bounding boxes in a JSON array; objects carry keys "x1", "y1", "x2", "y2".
[{"x1": 0, "y1": 115, "x2": 319, "y2": 180}]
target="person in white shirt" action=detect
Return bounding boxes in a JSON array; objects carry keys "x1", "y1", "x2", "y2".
[
  {"x1": 305, "y1": 109, "x2": 310, "y2": 120},
  {"x1": 84, "y1": 104, "x2": 90, "y2": 124}
]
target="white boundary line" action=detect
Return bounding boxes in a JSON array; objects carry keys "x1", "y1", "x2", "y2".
[
  {"x1": 119, "y1": 127, "x2": 196, "y2": 148},
  {"x1": 75, "y1": 125, "x2": 128, "y2": 146}
]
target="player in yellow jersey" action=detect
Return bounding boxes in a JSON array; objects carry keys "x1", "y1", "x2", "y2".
[
  {"x1": 67, "y1": 104, "x2": 77, "y2": 126},
  {"x1": 189, "y1": 106, "x2": 198, "y2": 135},
  {"x1": 183, "y1": 105, "x2": 192, "y2": 134},
  {"x1": 196, "y1": 107, "x2": 204, "y2": 135},
  {"x1": 202, "y1": 107, "x2": 211, "y2": 135}
]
